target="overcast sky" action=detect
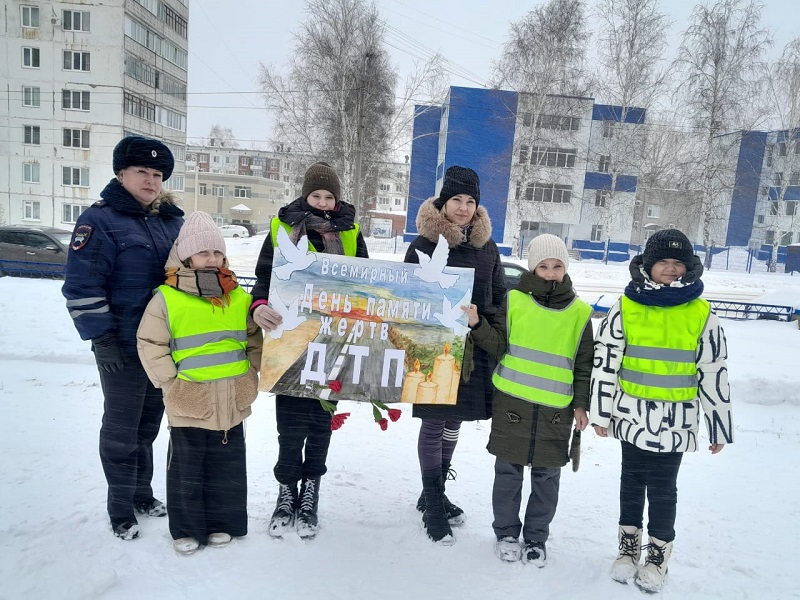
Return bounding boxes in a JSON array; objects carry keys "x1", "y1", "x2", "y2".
[{"x1": 185, "y1": 0, "x2": 798, "y2": 149}]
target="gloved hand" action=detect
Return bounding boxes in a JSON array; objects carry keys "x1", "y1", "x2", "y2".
[
  {"x1": 92, "y1": 333, "x2": 125, "y2": 374},
  {"x1": 253, "y1": 304, "x2": 283, "y2": 332}
]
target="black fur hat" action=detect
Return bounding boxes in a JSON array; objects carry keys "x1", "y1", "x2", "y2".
[{"x1": 113, "y1": 136, "x2": 174, "y2": 181}]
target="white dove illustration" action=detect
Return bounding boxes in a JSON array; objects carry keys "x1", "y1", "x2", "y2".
[
  {"x1": 413, "y1": 234, "x2": 459, "y2": 288},
  {"x1": 433, "y1": 287, "x2": 473, "y2": 336},
  {"x1": 267, "y1": 289, "x2": 307, "y2": 339},
  {"x1": 273, "y1": 226, "x2": 317, "y2": 280}
]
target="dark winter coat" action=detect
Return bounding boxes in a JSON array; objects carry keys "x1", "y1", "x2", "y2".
[
  {"x1": 404, "y1": 197, "x2": 506, "y2": 421},
  {"x1": 250, "y1": 196, "x2": 369, "y2": 304},
  {"x1": 471, "y1": 271, "x2": 594, "y2": 467},
  {"x1": 62, "y1": 178, "x2": 184, "y2": 351}
]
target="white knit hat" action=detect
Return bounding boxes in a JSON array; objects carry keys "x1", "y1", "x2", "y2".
[
  {"x1": 176, "y1": 211, "x2": 227, "y2": 262},
  {"x1": 527, "y1": 234, "x2": 569, "y2": 272}
]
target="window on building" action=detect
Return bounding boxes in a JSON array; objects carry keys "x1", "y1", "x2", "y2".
[
  {"x1": 602, "y1": 120, "x2": 614, "y2": 138},
  {"x1": 781, "y1": 231, "x2": 793, "y2": 245},
  {"x1": 790, "y1": 171, "x2": 800, "y2": 186},
  {"x1": 62, "y1": 10, "x2": 90, "y2": 31},
  {"x1": 765, "y1": 145, "x2": 774, "y2": 167},
  {"x1": 769, "y1": 201, "x2": 779, "y2": 215},
  {"x1": 778, "y1": 142, "x2": 788, "y2": 156},
  {"x1": 123, "y1": 93, "x2": 155, "y2": 121},
  {"x1": 524, "y1": 183, "x2": 573, "y2": 204},
  {"x1": 284, "y1": 189, "x2": 290, "y2": 197},
  {"x1": 23, "y1": 163, "x2": 40, "y2": 183},
  {"x1": 774, "y1": 172, "x2": 784, "y2": 187},
  {"x1": 591, "y1": 224, "x2": 604, "y2": 242},
  {"x1": 795, "y1": 140, "x2": 800, "y2": 155},
  {"x1": 765, "y1": 230, "x2": 775, "y2": 244},
  {"x1": 21, "y1": 5, "x2": 39, "y2": 27},
  {"x1": 268, "y1": 173, "x2": 279, "y2": 181},
  {"x1": 756, "y1": 214, "x2": 765, "y2": 224},
  {"x1": 531, "y1": 146, "x2": 577, "y2": 168},
  {"x1": 234, "y1": 186, "x2": 251, "y2": 198},
  {"x1": 269, "y1": 160, "x2": 279, "y2": 169},
  {"x1": 519, "y1": 145, "x2": 529, "y2": 164},
  {"x1": 63, "y1": 129, "x2": 90, "y2": 149},
  {"x1": 63, "y1": 51, "x2": 90, "y2": 71},
  {"x1": 536, "y1": 114, "x2": 581, "y2": 131},
  {"x1": 23, "y1": 47, "x2": 40, "y2": 68},
  {"x1": 63, "y1": 204, "x2": 89, "y2": 223},
  {"x1": 380, "y1": 183, "x2": 390, "y2": 191},
  {"x1": 378, "y1": 197, "x2": 390, "y2": 206},
  {"x1": 598, "y1": 155, "x2": 611, "y2": 173},
  {"x1": 646, "y1": 205, "x2": 660, "y2": 218},
  {"x1": 22, "y1": 86, "x2": 40, "y2": 107},
  {"x1": 212, "y1": 185, "x2": 226, "y2": 197},
  {"x1": 394, "y1": 198, "x2": 403, "y2": 207},
  {"x1": 24, "y1": 201, "x2": 40, "y2": 220},
  {"x1": 62, "y1": 167, "x2": 89, "y2": 187},
  {"x1": 395, "y1": 183, "x2": 402, "y2": 192},
  {"x1": 163, "y1": 176, "x2": 184, "y2": 192},
  {"x1": 521, "y1": 112, "x2": 533, "y2": 127},
  {"x1": 212, "y1": 156, "x2": 220, "y2": 163},
  {"x1": 240, "y1": 157, "x2": 249, "y2": 166},
  {"x1": 156, "y1": 106, "x2": 185, "y2": 131},
  {"x1": 24, "y1": 125, "x2": 40, "y2": 145},
  {"x1": 283, "y1": 175, "x2": 290, "y2": 183},
  {"x1": 62, "y1": 89, "x2": 90, "y2": 111},
  {"x1": 595, "y1": 190, "x2": 609, "y2": 207},
  {"x1": 198, "y1": 183, "x2": 207, "y2": 195},
  {"x1": 163, "y1": 4, "x2": 188, "y2": 38},
  {"x1": 786, "y1": 202, "x2": 798, "y2": 217}
]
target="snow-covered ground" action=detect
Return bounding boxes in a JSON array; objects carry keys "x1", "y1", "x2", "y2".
[{"x1": 1, "y1": 240, "x2": 799, "y2": 600}]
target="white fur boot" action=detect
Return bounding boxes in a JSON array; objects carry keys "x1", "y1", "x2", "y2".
[
  {"x1": 610, "y1": 525, "x2": 642, "y2": 583},
  {"x1": 636, "y1": 536, "x2": 673, "y2": 592}
]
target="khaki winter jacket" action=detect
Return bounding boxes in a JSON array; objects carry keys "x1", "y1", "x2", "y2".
[
  {"x1": 137, "y1": 246, "x2": 263, "y2": 431},
  {"x1": 471, "y1": 271, "x2": 594, "y2": 467}
]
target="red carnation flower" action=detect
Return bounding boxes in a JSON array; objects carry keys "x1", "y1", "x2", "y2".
[
  {"x1": 330, "y1": 412, "x2": 351, "y2": 431},
  {"x1": 328, "y1": 380, "x2": 343, "y2": 393},
  {"x1": 378, "y1": 418, "x2": 389, "y2": 431},
  {"x1": 387, "y1": 408, "x2": 402, "y2": 422}
]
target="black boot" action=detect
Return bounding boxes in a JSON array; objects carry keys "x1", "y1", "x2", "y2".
[
  {"x1": 268, "y1": 483, "x2": 297, "y2": 538},
  {"x1": 416, "y1": 463, "x2": 465, "y2": 526},
  {"x1": 296, "y1": 478, "x2": 320, "y2": 540},
  {"x1": 421, "y1": 469, "x2": 454, "y2": 544}
]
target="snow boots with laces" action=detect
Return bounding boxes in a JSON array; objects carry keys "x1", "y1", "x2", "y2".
[
  {"x1": 611, "y1": 525, "x2": 643, "y2": 582},
  {"x1": 415, "y1": 462, "x2": 465, "y2": 526},
  {"x1": 636, "y1": 536, "x2": 672, "y2": 593},
  {"x1": 269, "y1": 483, "x2": 298, "y2": 538},
  {"x1": 295, "y1": 478, "x2": 321, "y2": 540},
  {"x1": 421, "y1": 469, "x2": 454, "y2": 545}
]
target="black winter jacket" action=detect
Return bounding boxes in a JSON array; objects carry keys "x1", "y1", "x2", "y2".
[{"x1": 404, "y1": 197, "x2": 506, "y2": 421}]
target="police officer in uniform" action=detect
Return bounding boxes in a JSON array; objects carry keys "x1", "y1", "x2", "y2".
[{"x1": 62, "y1": 136, "x2": 184, "y2": 540}]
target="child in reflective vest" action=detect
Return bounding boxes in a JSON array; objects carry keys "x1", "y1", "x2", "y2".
[
  {"x1": 589, "y1": 228, "x2": 733, "y2": 592},
  {"x1": 464, "y1": 234, "x2": 594, "y2": 567},
  {"x1": 137, "y1": 211, "x2": 263, "y2": 555}
]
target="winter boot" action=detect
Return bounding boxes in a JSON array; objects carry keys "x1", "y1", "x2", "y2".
[
  {"x1": 611, "y1": 525, "x2": 643, "y2": 583},
  {"x1": 133, "y1": 498, "x2": 167, "y2": 518},
  {"x1": 207, "y1": 532, "x2": 232, "y2": 548},
  {"x1": 494, "y1": 536, "x2": 521, "y2": 562},
  {"x1": 415, "y1": 463, "x2": 466, "y2": 526},
  {"x1": 421, "y1": 469, "x2": 454, "y2": 545},
  {"x1": 521, "y1": 540, "x2": 547, "y2": 567},
  {"x1": 636, "y1": 536, "x2": 673, "y2": 593},
  {"x1": 112, "y1": 520, "x2": 140, "y2": 541},
  {"x1": 268, "y1": 483, "x2": 298, "y2": 538},
  {"x1": 173, "y1": 537, "x2": 200, "y2": 555},
  {"x1": 295, "y1": 478, "x2": 321, "y2": 540}
]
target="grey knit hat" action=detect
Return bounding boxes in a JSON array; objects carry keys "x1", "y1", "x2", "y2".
[
  {"x1": 302, "y1": 162, "x2": 341, "y2": 202},
  {"x1": 527, "y1": 234, "x2": 570, "y2": 272},
  {"x1": 433, "y1": 166, "x2": 480, "y2": 209},
  {"x1": 176, "y1": 211, "x2": 226, "y2": 262}
]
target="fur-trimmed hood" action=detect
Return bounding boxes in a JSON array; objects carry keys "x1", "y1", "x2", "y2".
[{"x1": 416, "y1": 197, "x2": 492, "y2": 249}]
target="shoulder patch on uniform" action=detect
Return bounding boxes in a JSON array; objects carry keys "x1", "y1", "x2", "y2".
[{"x1": 71, "y1": 225, "x2": 93, "y2": 251}]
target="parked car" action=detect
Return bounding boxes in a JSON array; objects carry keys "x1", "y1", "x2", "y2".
[
  {"x1": 218, "y1": 224, "x2": 250, "y2": 238},
  {"x1": 0, "y1": 225, "x2": 73, "y2": 278},
  {"x1": 501, "y1": 260, "x2": 527, "y2": 290}
]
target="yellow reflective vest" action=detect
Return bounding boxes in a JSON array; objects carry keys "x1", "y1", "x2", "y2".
[
  {"x1": 492, "y1": 291, "x2": 593, "y2": 408},
  {"x1": 619, "y1": 295, "x2": 711, "y2": 402},
  {"x1": 271, "y1": 218, "x2": 360, "y2": 256},
  {"x1": 158, "y1": 285, "x2": 252, "y2": 382}
]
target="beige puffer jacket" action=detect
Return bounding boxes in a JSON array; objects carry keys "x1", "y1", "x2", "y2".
[{"x1": 137, "y1": 246, "x2": 263, "y2": 431}]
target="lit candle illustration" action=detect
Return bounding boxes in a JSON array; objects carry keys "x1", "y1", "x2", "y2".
[
  {"x1": 416, "y1": 371, "x2": 438, "y2": 404},
  {"x1": 401, "y1": 359, "x2": 426, "y2": 404},
  {"x1": 432, "y1": 342, "x2": 455, "y2": 404},
  {"x1": 447, "y1": 362, "x2": 460, "y2": 405}
]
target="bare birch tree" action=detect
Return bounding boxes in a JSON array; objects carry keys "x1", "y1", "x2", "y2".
[
  {"x1": 674, "y1": 0, "x2": 772, "y2": 256},
  {"x1": 257, "y1": 0, "x2": 443, "y2": 222},
  {"x1": 492, "y1": 0, "x2": 591, "y2": 252},
  {"x1": 760, "y1": 37, "x2": 800, "y2": 269}
]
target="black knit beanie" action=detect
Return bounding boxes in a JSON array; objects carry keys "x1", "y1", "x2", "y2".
[
  {"x1": 433, "y1": 166, "x2": 480, "y2": 209},
  {"x1": 302, "y1": 162, "x2": 341, "y2": 202},
  {"x1": 642, "y1": 229, "x2": 695, "y2": 273}
]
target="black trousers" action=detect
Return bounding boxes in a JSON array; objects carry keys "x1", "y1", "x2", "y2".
[
  {"x1": 274, "y1": 395, "x2": 333, "y2": 485},
  {"x1": 167, "y1": 424, "x2": 248, "y2": 545},
  {"x1": 97, "y1": 357, "x2": 164, "y2": 525},
  {"x1": 619, "y1": 441, "x2": 683, "y2": 542}
]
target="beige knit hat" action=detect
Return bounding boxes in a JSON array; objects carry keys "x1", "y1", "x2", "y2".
[
  {"x1": 527, "y1": 234, "x2": 570, "y2": 272},
  {"x1": 176, "y1": 211, "x2": 226, "y2": 262}
]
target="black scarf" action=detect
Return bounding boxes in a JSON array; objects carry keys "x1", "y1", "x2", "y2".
[{"x1": 623, "y1": 255, "x2": 705, "y2": 307}]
